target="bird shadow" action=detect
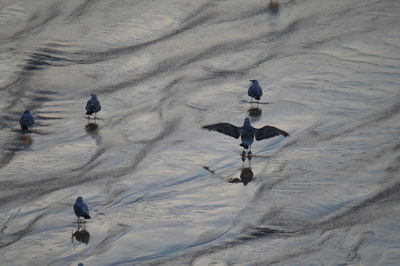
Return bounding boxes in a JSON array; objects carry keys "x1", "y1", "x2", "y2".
[{"x1": 72, "y1": 222, "x2": 91, "y2": 246}]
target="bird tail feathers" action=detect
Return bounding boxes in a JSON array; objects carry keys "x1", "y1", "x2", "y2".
[{"x1": 240, "y1": 143, "x2": 249, "y2": 149}]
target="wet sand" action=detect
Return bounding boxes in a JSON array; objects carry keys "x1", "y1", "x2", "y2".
[{"x1": 1, "y1": 0, "x2": 400, "y2": 265}]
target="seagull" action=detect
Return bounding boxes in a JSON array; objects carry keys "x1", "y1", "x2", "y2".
[
  {"x1": 85, "y1": 94, "x2": 101, "y2": 118},
  {"x1": 19, "y1": 110, "x2": 34, "y2": 130},
  {"x1": 248, "y1": 80, "x2": 263, "y2": 104},
  {"x1": 202, "y1": 117, "x2": 289, "y2": 157},
  {"x1": 73, "y1": 196, "x2": 91, "y2": 222}
]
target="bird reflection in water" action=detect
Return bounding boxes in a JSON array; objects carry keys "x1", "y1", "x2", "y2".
[
  {"x1": 229, "y1": 161, "x2": 254, "y2": 186},
  {"x1": 72, "y1": 223, "x2": 90, "y2": 245},
  {"x1": 248, "y1": 107, "x2": 262, "y2": 118},
  {"x1": 18, "y1": 132, "x2": 33, "y2": 147},
  {"x1": 85, "y1": 122, "x2": 98, "y2": 134}
]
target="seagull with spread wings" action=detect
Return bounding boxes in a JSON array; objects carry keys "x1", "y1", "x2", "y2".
[{"x1": 202, "y1": 117, "x2": 289, "y2": 157}]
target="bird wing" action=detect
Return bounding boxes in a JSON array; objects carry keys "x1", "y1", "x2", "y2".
[
  {"x1": 85, "y1": 99, "x2": 92, "y2": 111},
  {"x1": 248, "y1": 84, "x2": 256, "y2": 96},
  {"x1": 27, "y1": 115, "x2": 34, "y2": 126},
  {"x1": 248, "y1": 84, "x2": 262, "y2": 97},
  {"x1": 254, "y1": 125, "x2": 289, "y2": 140},
  {"x1": 86, "y1": 99, "x2": 101, "y2": 112},
  {"x1": 81, "y1": 202, "x2": 89, "y2": 215},
  {"x1": 202, "y1": 123, "x2": 240, "y2": 139},
  {"x1": 20, "y1": 114, "x2": 34, "y2": 126},
  {"x1": 73, "y1": 203, "x2": 81, "y2": 215},
  {"x1": 74, "y1": 202, "x2": 89, "y2": 215}
]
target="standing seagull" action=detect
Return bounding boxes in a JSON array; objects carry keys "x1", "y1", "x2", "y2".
[
  {"x1": 73, "y1": 196, "x2": 91, "y2": 222},
  {"x1": 202, "y1": 117, "x2": 289, "y2": 157},
  {"x1": 85, "y1": 94, "x2": 101, "y2": 118},
  {"x1": 248, "y1": 80, "x2": 263, "y2": 104},
  {"x1": 19, "y1": 110, "x2": 34, "y2": 130}
]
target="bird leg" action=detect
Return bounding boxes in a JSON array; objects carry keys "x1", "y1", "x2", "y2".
[
  {"x1": 241, "y1": 149, "x2": 246, "y2": 161},
  {"x1": 241, "y1": 149, "x2": 252, "y2": 161},
  {"x1": 248, "y1": 150, "x2": 252, "y2": 161}
]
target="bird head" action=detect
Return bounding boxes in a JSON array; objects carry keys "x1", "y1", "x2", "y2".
[
  {"x1": 76, "y1": 196, "x2": 83, "y2": 202},
  {"x1": 249, "y1": 80, "x2": 258, "y2": 84},
  {"x1": 91, "y1": 94, "x2": 97, "y2": 99},
  {"x1": 24, "y1": 110, "x2": 31, "y2": 114}
]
